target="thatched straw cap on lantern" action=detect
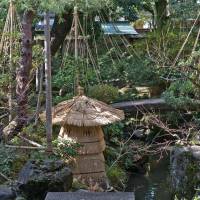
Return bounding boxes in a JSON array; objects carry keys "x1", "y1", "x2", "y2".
[{"x1": 51, "y1": 88, "x2": 124, "y2": 127}]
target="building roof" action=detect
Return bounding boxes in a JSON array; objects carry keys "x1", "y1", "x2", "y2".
[
  {"x1": 35, "y1": 18, "x2": 54, "y2": 32},
  {"x1": 101, "y1": 22, "x2": 139, "y2": 36}
]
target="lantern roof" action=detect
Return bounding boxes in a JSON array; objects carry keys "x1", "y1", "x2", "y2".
[{"x1": 51, "y1": 94, "x2": 124, "y2": 127}]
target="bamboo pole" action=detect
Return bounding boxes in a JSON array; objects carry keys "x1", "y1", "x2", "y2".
[
  {"x1": 74, "y1": 6, "x2": 78, "y2": 60},
  {"x1": 34, "y1": 65, "x2": 44, "y2": 125},
  {"x1": 8, "y1": 0, "x2": 13, "y2": 122},
  {"x1": 74, "y1": 5, "x2": 80, "y2": 93},
  {"x1": 5, "y1": 144, "x2": 45, "y2": 150}
]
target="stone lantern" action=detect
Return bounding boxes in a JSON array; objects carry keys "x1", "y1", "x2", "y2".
[{"x1": 51, "y1": 88, "x2": 125, "y2": 186}]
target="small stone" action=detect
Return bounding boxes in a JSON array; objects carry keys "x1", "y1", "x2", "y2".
[
  {"x1": 76, "y1": 189, "x2": 89, "y2": 192},
  {"x1": 0, "y1": 186, "x2": 16, "y2": 200},
  {"x1": 15, "y1": 196, "x2": 26, "y2": 200}
]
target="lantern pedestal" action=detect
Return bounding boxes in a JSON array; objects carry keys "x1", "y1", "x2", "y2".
[{"x1": 59, "y1": 125, "x2": 107, "y2": 187}]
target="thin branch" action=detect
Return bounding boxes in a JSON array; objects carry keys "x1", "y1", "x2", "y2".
[
  {"x1": 5, "y1": 145, "x2": 46, "y2": 150},
  {"x1": 17, "y1": 134, "x2": 44, "y2": 147},
  {"x1": 0, "y1": 172, "x2": 11, "y2": 182}
]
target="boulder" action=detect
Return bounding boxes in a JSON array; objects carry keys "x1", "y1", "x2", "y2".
[
  {"x1": 0, "y1": 186, "x2": 16, "y2": 200},
  {"x1": 17, "y1": 160, "x2": 73, "y2": 200},
  {"x1": 170, "y1": 145, "x2": 200, "y2": 199}
]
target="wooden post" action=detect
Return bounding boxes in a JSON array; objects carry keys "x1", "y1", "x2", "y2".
[{"x1": 44, "y1": 12, "x2": 53, "y2": 152}]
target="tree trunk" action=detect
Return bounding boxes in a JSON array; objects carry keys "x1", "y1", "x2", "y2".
[
  {"x1": 155, "y1": 0, "x2": 170, "y2": 29},
  {"x1": 2, "y1": 10, "x2": 34, "y2": 142},
  {"x1": 51, "y1": 11, "x2": 73, "y2": 56}
]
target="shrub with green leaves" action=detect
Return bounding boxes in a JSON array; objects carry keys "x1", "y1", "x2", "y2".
[
  {"x1": 53, "y1": 138, "x2": 81, "y2": 159},
  {"x1": 0, "y1": 143, "x2": 17, "y2": 178},
  {"x1": 163, "y1": 80, "x2": 198, "y2": 109},
  {"x1": 52, "y1": 56, "x2": 97, "y2": 95},
  {"x1": 0, "y1": 73, "x2": 10, "y2": 91},
  {"x1": 103, "y1": 122, "x2": 124, "y2": 145},
  {"x1": 106, "y1": 164, "x2": 127, "y2": 189},
  {"x1": 88, "y1": 84, "x2": 119, "y2": 103}
]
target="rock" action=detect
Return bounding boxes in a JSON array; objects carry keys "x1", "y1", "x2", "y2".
[
  {"x1": 0, "y1": 186, "x2": 16, "y2": 200},
  {"x1": 17, "y1": 160, "x2": 73, "y2": 200},
  {"x1": 75, "y1": 189, "x2": 89, "y2": 192},
  {"x1": 15, "y1": 197, "x2": 26, "y2": 200},
  {"x1": 45, "y1": 192, "x2": 135, "y2": 200},
  {"x1": 132, "y1": 129, "x2": 146, "y2": 140},
  {"x1": 170, "y1": 145, "x2": 200, "y2": 199}
]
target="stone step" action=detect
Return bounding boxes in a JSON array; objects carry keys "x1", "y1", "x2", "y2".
[{"x1": 45, "y1": 192, "x2": 135, "y2": 200}]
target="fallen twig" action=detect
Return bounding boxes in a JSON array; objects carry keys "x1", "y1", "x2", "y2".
[
  {"x1": 0, "y1": 113, "x2": 9, "y2": 120},
  {"x1": 5, "y1": 144, "x2": 46, "y2": 150},
  {"x1": 17, "y1": 134, "x2": 43, "y2": 147},
  {"x1": 0, "y1": 172, "x2": 10, "y2": 182}
]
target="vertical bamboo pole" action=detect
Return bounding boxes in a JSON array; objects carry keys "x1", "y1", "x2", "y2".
[
  {"x1": 44, "y1": 12, "x2": 53, "y2": 152},
  {"x1": 74, "y1": 6, "x2": 78, "y2": 60},
  {"x1": 8, "y1": 0, "x2": 13, "y2": 122},
  {"x1": 36, "y1": 68, "x2": 39, "y2": 93},
  {"x1": 74, "y1": 6, "x2": 80, "y2": 93}
]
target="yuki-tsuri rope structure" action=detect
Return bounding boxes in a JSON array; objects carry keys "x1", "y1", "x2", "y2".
[
  {"x1": 0, "y1": 1, "x2": 22, "y2": 121},
  {"x1": 61, "y1": 4, "x2": 137, "y2": 93}
]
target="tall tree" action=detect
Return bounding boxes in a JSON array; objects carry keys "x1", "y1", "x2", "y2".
[
  {"x1": 3, "y1": 10, "x2": 34, "y2": 141},
  {"x1": 155, "y1": 0, "x2": 170, "y2": 28},
  {"x1": 51, "y1": 11, "x2": 73, "y2": 56}
]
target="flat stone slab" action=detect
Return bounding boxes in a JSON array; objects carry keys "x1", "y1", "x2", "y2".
[
  {"x1": 0, "y1": 186, "x2": 16, "y2": 200},
  {"x1": 45, "y1": 192, "x2": 134, "y2": 200}
]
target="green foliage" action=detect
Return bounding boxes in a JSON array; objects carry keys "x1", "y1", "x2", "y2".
[
  {"x1": 72, "y1": 179, "x2": 88, "y2": 190},
  {"x1": 22, "y1": 123, "x2": 46, "y2": 144},
  {"x1": 53, "y1": 93, "x2": 73, "y2": 105},
  {"x1": 0, "y1": 73, "x2": 10, "y2": 90},
  {"x1": 98, "y1": 52, "x2": 127, "y2": 83},
  {"x1": 104, "y1": 122, "x2": 124, "y2": 144},
  {"x1": 193, "y1": 189, "x2": 200, "y2": 200},
  {"x1": 52, "y1": 57, "x2": 76, "y2": 91},
  {"x1": 52, "y1": 56, "x2": 97, "y2": 95},
  {"x1": 98, "y1": 52, "x2": 159, "y2": 86},
  {"x1": 104, "y1": 146, "x2": 119, "y2": 166},
  {"x1": 135, "y1": 27, "x2": 196, "y2": 69},
  {"x1": 32, "y1": 45, "x2": 43, "y2": 70},
  {"x1": 163, "y1": 80, "x2": 198, "y2": 109},
  {"x1": 106, "y1": 164, "x2": 127, "y2": 188},
  {"x1": 0, "y1": 143, "x2": 28, "y2": 182},
  {"x1": 88, "y1": 84, "x2": 119, "y2": 103},
  {"x1": 124, "y1": 56, "x2": 159, "y2": 86},
  {"x1": 111, "y1": 0, "x2": 154, "y2": 21},
  {"x1": 0, "y1": 0, "x2": 112, "y2": 14},
  {"x1": 52, "y1": 138, "x2": 81, "y2": 159},
  {"x1": 170, "y1": 0, "x2": 200, "y2": 20},
  {"x1": 0, "y1": 143, "x2": 16, "y2": 177}
]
